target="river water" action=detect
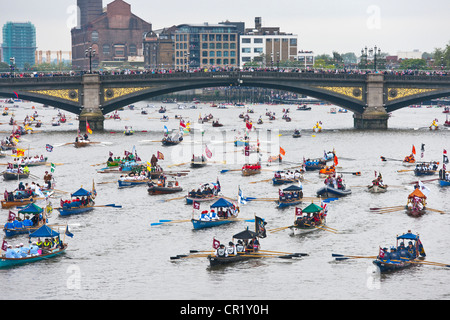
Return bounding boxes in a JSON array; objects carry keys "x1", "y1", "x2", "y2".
[{"x1": 1, "y1": 100, "x2": 449, "y2": 301}]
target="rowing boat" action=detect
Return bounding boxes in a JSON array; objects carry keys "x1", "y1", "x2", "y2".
[
  {"x1": 289, "y1": 203, "x2": 327, "y2": 235},
  {"x1": 242, "y1": 163, "x2": 261, "y2": 176},
  {"x1": 147, "y1": 181, "x2": 182, "y2": 195},
  {"x1": 405, "y1": 188, "x2": 427, "y2": 217},
  {"x1": 118, "y1": 178, "x2": 151, "y2": 188},
  {"x1": 3, "y1": 171, "x2": 29, "y2": 180},
  {"x1": 367, "y1": 184, "x2": 388, "y2": 193},
  {"x1": 57, "y1": 186, "x2": 95, "y2": 216},
  {"x1": 208, "y1": 253, "x2": 256, "y2": 267},
  {"x1": 0, "y1": 225, "x2": 68, "y2": 269},
  {"x1": 316, "y1": 185, "x2": 351, "y2": 197},
  {"x1": 277, "y1": 185, "x2": 303, "y2": 209},
  {"x1": 191, "y1": 156, "x2": 207, "y2": 168},
  {"x1": 191, "y1": 198, "x2": 239, "y2": 230},
  {"x1": 372, "y1": 230, "x2": 426, "y2": 273}
]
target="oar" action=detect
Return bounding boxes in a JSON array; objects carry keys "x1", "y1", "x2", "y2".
[
  {"x1": 304, "y1": 223, "x2": 338, "y2": 233},
  {"x1": 258, "y1": 250, "x2": 308, "y2": 257},
  {"x1": 94, "y1": 204, "x2": 122, "y2": 208},
  {"x1": 392, "y1": 259, "x2": 450, "y2": 268},
  {"x1": 168, "y1": 162, "x2": 189, "y2": 168},
  {"x1": 426, "y1": 207, "x2": 445, "y2": 214},
  {"x1": 408, "y1": 178, "x2": 439, "y2": 184},
  {"x1": 380, "y1": 156, "x2": 403, "y2": 162},
  {"x1": 160, "y1": 195, "x2": 186, "y2": 202},
  {"x1": 268, "y1": 226, "x2": 293, "y2": 233},
  {"x1": 337, "y1": 171, "x2": 361, "y2": 176},
  {"x1": 332, "y1": 253, "x2": 377, "y2": 260},
  {"x1": 370, "y1": 205, "x2": 404, "y2": 211},
  {"x1": 151, "y1": 219, "x2": 191, "y2": 226},
  {"x1": 249, "y1": 178, "x2": 272, "y2": 184},
  {"x1": 373, "y1": 208, "x2": 405, "y2": 214},
  {"x1": 220, "y1": 169, "x2": 241, "y2": 174}
]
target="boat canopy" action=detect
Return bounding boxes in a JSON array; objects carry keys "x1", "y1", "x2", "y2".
[
  {"x1": 71, "y1": 188, "x2": 91, "y2": 197},
  {"x1": 408, "y1": 188, "x2": 426, "y2": 199},
  {"x1": 29, "y1": 225, "x2": 60, "y2": 238},
  {"x1": 233, "y1": 227, "x2": 257, "y2": 240},
  {"x1": 301, "y1": 202, "x2": 323, "y2": 213},
  {"x1": 397, "y1": 232, "x2": 420, "y2": 241},
  {"x1": 18, "y1": 203, "x2": 43, "y2": 214},
  {"x1": 210, "y1": 198, "x2": 233, "y2": 208},
  {"x1": 283, "y1": 185, "x2": 303, "y2": 192}
]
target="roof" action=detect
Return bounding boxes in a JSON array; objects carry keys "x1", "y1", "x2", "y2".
[
  {"x1": 283, "y1": 185, "x2": 302, "y2": 191},
  {"x1": 397, "y1": 232, "x2": 419, "y2": 241},
  {"x1": 408, "y1": 188, "x2": 426, "y2": 199},
  {"x1": 18, "y1": 203, "x2": 43, "y2": 214},
  {"x1": 29, "y1": 225, "x2": 60, "y2": 238},
  {"x1": 233, "y1": 227, "x2": 257, "y2": 240},
  {"x1": 71, "y1": 188, "x2": 91, "y2": 197},
  {"x1": 301, "y1": 202, "x2": 323, "y2": 213},
  {"x1": 210, "y1": 198, "x2": 233, "y2": 208}
]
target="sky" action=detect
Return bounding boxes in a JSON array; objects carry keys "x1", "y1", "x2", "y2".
[{"x1": 1, "y1": 0, "x2": 449, "y2": 56}]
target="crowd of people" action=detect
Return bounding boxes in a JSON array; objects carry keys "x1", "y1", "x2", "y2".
[
  {"x1": 215, "y1": 238, "x2": 260, "y2": 258},
  {"x1": 378, "y1": 242, "x2": 418, "y2": 261},
  {"x1": 3, "y1": 236, "x2": 64, "y2": 259},
  {"x1": 273, "y1": 170, "x2": 303, "y2": 181}
]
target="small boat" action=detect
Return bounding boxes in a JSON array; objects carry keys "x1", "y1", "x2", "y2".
[
  {"x1": 318, "y1": 165, "x2": 336, "y2": 178},
  {"x1": 312, "y1": 121, "x2": 322, "y2": 132},
  {"x1": 191, "y1": 155, "x2": 207, "y2": 168},
  {"x1": 289, "y1": 202, "x2": 327, "y2": 235},
  {"x1": 429, "y1": 119, "x2": 439, "y2": 130},
  {"x1": 405, "y1": 188, "x2": 427, "y2": 217},
  {"x1": 74, "y1": 138, "x2": 92, "y2": 148},
  {"x1": 413, "y1": 162, "x2": 438, "y2": 176},
  {"x1": 124, "y1": 126, "x2": 134, "y2": 136},
  {"x1": 316, "y1": 176, "x2": 351, "y2": 197},
  {"x1": 0, "y1": 225, "x2": 68, "y2": 269},
  {"x1": 234, "y1": 139, "x2": 249, "y2": 147},
  {"x1": 242, "y1": 163, "x2": 261, "y2": 176},
  {"x1": 212, "y1": 120, "x2": 223, "y2": 127},
  {"x1": 162, "y1": 135, "x2": 183, "y2": 146},
  {"x1": 191, "y1": 198, "x2": 239, "y2": 230},
  {"x1": 296, "y1": 105, "x2": 311, "y2": 111},
  {"x1": 158, "y1": 106, "x2": 167, "y2": 113},
  {"x1": 147, "y1": 180, "x2": 182, "y2": 195},
  {"x1": 368, "y1": 184, "x2": 388, "y2": 193},
  {"x1": 372, "y1": 230, "x2": 426, "y2": 273},
  {"x1": 329, "y1": 108, "x2": 336, "y2": 114},
  {"x1": 3, "y1": 203, "x2": 47, "y2": 237},
  {"x1": 3, "y1": 170, "x2": 29, "y2": 180},
  {"x1": 257, "y1": 118, "x2": 263, "y2": 125},
  {"x1": 57, "y1": 186, "x2": 95, "y2": 216},
  {"x1": 160, "y1": 115, "x2": 169, "y2": 122},
  {"x1": 292, "y1": 130, "x2": 301, "y2": 138},
  {"x1": 277, "y1": 185, "x2": 303, "y2": 209},
  {"x1": 272, "y1": 170, "x2": 303, "y2": 185},
  {"x1": 438, "y1": 168, "x2": 450, "y2": 187},
  {"x1": 304, "y1": 158, "x2": 326, "y2": 171},
  {"x1": 439, "y1": 179, "x2": 450, "y2": 187},
  {"x1": 118, "y1": 177, "x2": 151, "y2": 188}
]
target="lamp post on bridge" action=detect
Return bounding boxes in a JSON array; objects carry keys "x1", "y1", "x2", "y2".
[
  {"x1": 85, "y1": 46, "x2": 96, "y2": 74},
  {"x1": 361, "y1": 46, "x2": 381, "y2": 72}
]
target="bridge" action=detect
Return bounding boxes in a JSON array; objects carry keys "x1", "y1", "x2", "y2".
[{"x1": 1, "y1": 71, "x2": 450, "y2": 130}]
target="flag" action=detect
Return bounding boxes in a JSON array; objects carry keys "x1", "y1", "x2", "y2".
[
  {"x1": 163, "y1": 125, "x2": 169, "y2": 133},
  {"x1": 295, "y1": 207, "x2": 302, "y2": 216},
  {"x1": 179, "y1": 120, "x2": 186, "y2": 128},
  {"x1": 417, "y1": 239, "x2": 426, "y2": 257},
  {"x1": 279, "y1": 147, "x2": 286, "y2": 156},
  {"x1": 205, "y1": 145, "x2": 212, "y2": 158},
  {"x1": 1, "y1": 240, "x2": 7, "y2": 251},
  {"x1": 8, "y1": 210, "x2": 16, "y2": 221},
  {"x1": 65, "y1": 225, "x2": 74, "y2": 238},
  {"x1": 412, "y1": 145, "x2": 416, "y2": 155},
  {"x1": 379, "y1": 247, "x2": 385, "y2": 258},
  {"x1": 421, "y1": 143, "x2": 425, "y2": 158},
  {"x1": 193, "y1": 201, "x2": 200, "y2": 210},
  {"x1": 86, "y1": 120, "x2": 92, "y2": 135},
  {"x1": 334, "y1": 155, "x2": 338, "y2": 166},
  {"x1": 16, "y1": 149, "x2": 25, "y2": 157},
  {"x1": 255, "y1": 216, "x2": 267, "y2": 238},
  {"x1": 417, "y1": 180, "x2": 430, "y2": 197},
  {"x1": 46, "y1": 144, "x2": 53, "y2": 152},
  {"x1": 238, "y1": 188, "x2": 247, "y2": 204},
  {"x1": 216, "y1": 178, "x2": 221, "y2": 193},
  {"x1": 246, "y1": 121, "x2": 252, "y2": 131},
  {"x1": 50, "y1": 163, "x2": 56, "y2": 173},
  {"x1": 157, "y1": 151, "x2": 164, "y2": 160},
  {"x1": 212, "y1": 237, "x2": 220, "y2": 249}
]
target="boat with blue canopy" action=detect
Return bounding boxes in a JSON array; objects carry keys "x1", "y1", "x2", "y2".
[
  {"x1": 372, "y1": 230, "x2": 426, "y2": 273},
  {"x1": 277, "y1": 185, "x2": 303, "y2": 208},
  {"x1": 0, "y1": 224, "x2": 69, "y2": 268},
  {"x1": 3, "y1": 203, "x2": 48, "y2": 237},
  {"x1": 57, "y1": 183, "x2": 96, "y2": 216},
  {"x1": 191, "y1": 197, "x2": 239, "y2": 230}
]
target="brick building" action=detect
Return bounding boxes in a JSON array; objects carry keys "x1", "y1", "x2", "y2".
[
  {"x1": 71, "y1": 0, "x2": 152, "y2": 70},
  {"x1": 143, "y1": 26, "x2": 176, "y2": 69}
]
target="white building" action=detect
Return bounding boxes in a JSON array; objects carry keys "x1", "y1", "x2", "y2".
[
  {"x1": 397, "y1": 50, "x2": 422, "y2": 60},
  {"x1": 239, "y1": 34, "x2": 298, "y2": 68},
  {"x1": 297, "y1": 51, "x2": 314, "y2": 68}
]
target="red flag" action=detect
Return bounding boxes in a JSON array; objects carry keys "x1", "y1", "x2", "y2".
[
  {"x1": 412, "y1": 145, "x2": 416, "y2": 155},
  {"x1": 379, "y1": 247, "x2": 385, "y2": 258},
  {"x1": 295, "y1": 207, "x2": 302, "y2": 216},
  {"x1": 1, "y1": 240, "x2": 7, "y2": 251},
  {"x1": 193, "y1": 201, "x2": 200, "y2": 210},
  {"x1": 179, "y1": 120, "x2": 186, "y2": 128},
  {"x1": 246, "y1": 121, "x2": 252, "y2": 130},
  {"x1": 157, "y1": 151, "x2": 164, "y2": 160},
  {"x1": 334, "y1": 155, "x2": 338, "y2": 166},
  {"x1": 279, "y1": 147, "x2": 286, "y2": 156},
  {"x1": 86, "y1": 120, "x2": 92, "y2": 134},
  {"x1": 444, "y1": 149, "x2": 447, "y2": 154},
  {"x1": 205, "y1": 145, "x2": 212, "y2": 158},
  {"x1": 213, "y1": 238, "x2": 220, "y2": 249},
  {"x1": 8, "y1": 211, "x2": 16, "y2": 221}
]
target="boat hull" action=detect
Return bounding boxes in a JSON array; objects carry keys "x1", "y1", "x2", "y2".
[
  {"x1": 316, "y1": 186, "x2": 352, "y2": 197},
  {"x1": 3, "y1": 172, "x2": 29, "y2": 180},
  {"x1": 0, "y1": 246, "x2": 67, "y2": 269},
  {"x1": 208, "y1": 253, "x2": 254, "y2": 267},
  {"x1": 372, "y1": 258, "x2": 415, "y2": 273},
  {"x1": 277, "y1": 199, "x2": 302, "y2": 209},
  {"x1": 186, "y1": 195, "x2": 219, "y2": 205},
  {"x1": 272, "y1": 178, "x2": 301, "y2": 185},
  {"x1": 242, "y1": 169, "x2": 261, "y2": 176},
  {"x1": 118, "y1": 179, "x2": 150, "y2": 188},
  {"x1": 191, "y1": 217, "x2": 238, "y2": 230},
  {"x1": 439, "y1": 179, "x2": 450, "y2": 187},
  {"x1": 58, "y1": 205, "x2": 95, "y2": 216},
  {"x1": 368, "y1": 185, "x2": 388, "y2": 193},
  {"x1": 1, "y1": 198, "x2": 34, "y2": 209},
  {"x1": 148, "y1": 186, "x2": 183, "y2": 195}
]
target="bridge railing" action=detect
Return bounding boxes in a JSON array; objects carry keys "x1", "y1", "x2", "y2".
[{"x1": 0, "y1": 75, "x2": 82, "y2": 84}]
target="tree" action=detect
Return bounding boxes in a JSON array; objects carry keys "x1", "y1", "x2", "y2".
[{"x1": 399, "y1": 59, "x2": 428, "y2": 70}]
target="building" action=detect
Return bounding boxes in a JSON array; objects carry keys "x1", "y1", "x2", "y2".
[
  {"x1": 71, "y1": 0, "x2": 152, "y2": 70},
  {"x1": 297, "y1": 51, "x2": 314, "y2": 68},
  {"x1": 2, "y1": 22, "x2": 36, "y2": 70},
  {"x1": 143, "y1": 27, "x2": 176, "y2": 69},
  {"x1": 397, "y1": 50, "x2": 423, "y2": 60},
  {"x1": 174, "y1": 23, "x2": 240, "y2": 69},
  {"x1": 239, "y1": 17, "x2": 298, "y2": 68}
]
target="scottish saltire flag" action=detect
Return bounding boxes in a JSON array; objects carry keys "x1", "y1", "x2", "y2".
[
  {"x1": 46, "y1": 144, "x2": 53, "y2": 152},
  {"x1": 238, "y1": 188, "x2": 247, "y2": 204}
]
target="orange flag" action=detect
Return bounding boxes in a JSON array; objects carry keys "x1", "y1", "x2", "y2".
[
  {"x1": 334, "y1": 155, "x2": 338, "y2": 166},
  {"x1": 412, "y1": 145, "x2": 416, "y2": 155},
  {"x1": 279, "y1": 147, "x2": 286, "y2": 156}
]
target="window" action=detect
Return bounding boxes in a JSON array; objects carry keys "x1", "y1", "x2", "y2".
[
  {"x1": 230, "y1": 43, "x2": 236, "y2": 49},
  {"x1": 230, "y1": 35, "x2": 236, "y2": 41},
  {"x1": 242, "y1": 38, "x2": 251, "y2": 43},
  {"x1": 91, "y1": 31, "x2": 99, "y2": 42},
  {"x1": 209, "y1": 34, "x2": 215, "y2": 41},
  {"x1": 216, "y1": 59, "x2": 221, "y2": 65},
  {"x1": 223, "y1": 43, "x2": 229, "y2": 49},
  {"x1": 202, "y1": 51, "x2": 208, "y2": 57},
  {"x1": 216, "y1": 43, "x2": 222, "y2": 49},
  {"x1": 202, "y1": 59, "x2": 208, "y2": 64},
  {"x1": 216, "y1": 51, "x2": 222, "y2": 57},
  {"x1": 254, "y1": 48, "x2": 263, "y2": 54},
  {"x1": 202, "y1": 34, "x2": 207, "y2": 41},
  {"x1": 242, "y1": 57, "x2": 251, "y2": 62},
  {"x1": 230, "y1": 59, "x2": 236, "y2": 65},
  {"x1": 129, "y1": 45, "x2": 137, "y2": 56},
  {"x1": 230, "y1": 51, "x2": 236, "y2": 57},
  {"x1": 103, "y1": 44, "x2": 110, "y2": 54},
  {"x1": 254, "y1": 38, "x2": 263, "y2": 43},
  {"x1": 209, "y1": 51, "x2": 215, "y2": 57},
  {"x1": 223, "y1": 35, "x2": 228, "y2": 41},
  {"x1": 209, "y1": 59, "x2": 214, "y2": 65},
  {"x1": 223, "y1": 59, "x2": 229, "y2": 65},
  {"x1": 242, "y1": 48, "x2": 251, "y2": 53},
  {"x1": 223, "y1": 51, "x2": 229, "y2": 57},
  {"x1": 209, "y1": 43, "x2": 215, "y2": 49},
  {"x1": 216, "y1": 35, "x2": 221, "y2": 41},
  {"x1": 290, "y1": 38, "x2": 297, "y2": 45},
  {"x1": 202, "y1": 43, "x2": 208, "y2": 49}
]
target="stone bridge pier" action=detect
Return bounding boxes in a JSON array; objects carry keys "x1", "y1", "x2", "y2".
[
  {"x1": 353, "y1": 74, "x2": 389, "y2": 129},
  {"x1": 78, "y1": 74, "x2": 104, "y2": 132}
]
